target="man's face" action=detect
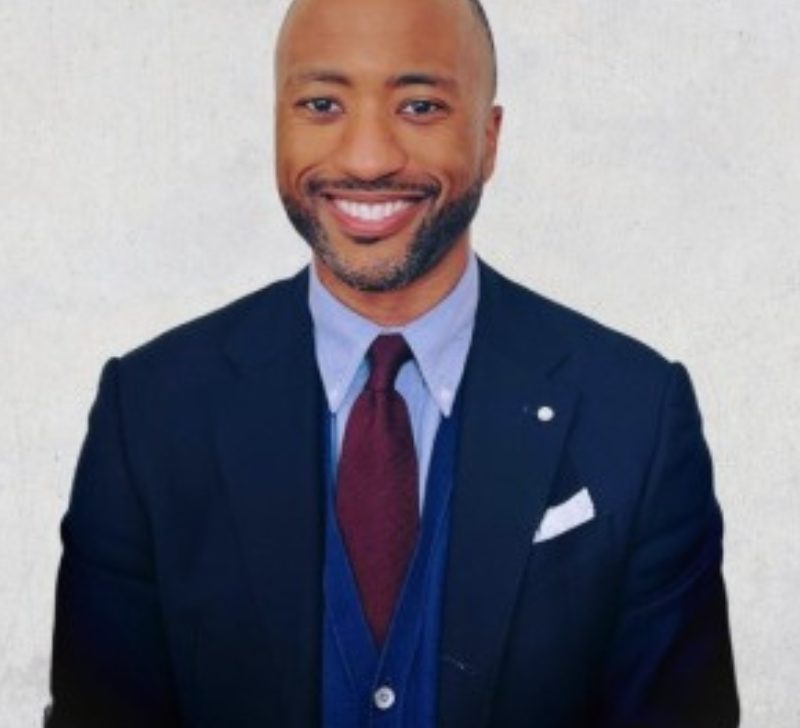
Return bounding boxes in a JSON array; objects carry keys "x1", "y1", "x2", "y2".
[{"x1": 274, "y1": 0, "x2": 502, "y2": 292}]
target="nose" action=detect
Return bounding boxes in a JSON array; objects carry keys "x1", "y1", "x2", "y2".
[{"x1": 332, "y1": 106, "x2": 408, "y2": 182}]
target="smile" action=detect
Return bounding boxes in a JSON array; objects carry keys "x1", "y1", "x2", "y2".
[
  {"x1": 334, "y1": 199, "x2": 412, "y2": 222},
  {"x1": 322, "y1": 193, "x2": 431, "y2": 240}
]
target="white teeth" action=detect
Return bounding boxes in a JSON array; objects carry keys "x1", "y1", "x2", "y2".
[{"x1": 333, "y1": 198, "x2": 412, "y2": 222}]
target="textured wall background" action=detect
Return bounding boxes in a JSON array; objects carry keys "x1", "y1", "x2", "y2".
[{"x1": 2, "y1": 0, "x2": 798, "y2": 724}]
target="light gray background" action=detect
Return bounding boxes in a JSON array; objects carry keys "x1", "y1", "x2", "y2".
[{"x1": 2, "y1": 1, "x2": 798, "y2": 725}]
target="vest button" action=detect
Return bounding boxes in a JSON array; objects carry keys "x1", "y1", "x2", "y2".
[{"x1": 373, "y1": 685, "x2": 396, "y2": 711}]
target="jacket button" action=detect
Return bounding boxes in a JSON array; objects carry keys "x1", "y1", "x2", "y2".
[{"x1": 373, "y1": 685, "x2": 396, "y2": 710}]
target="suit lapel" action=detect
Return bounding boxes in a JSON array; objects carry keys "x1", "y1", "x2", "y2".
[
  {"x1": 439, "y1": 262, "x2": 579, "y2": 728},
  {"x1": 215, "y1": 269, "x2": 323, "y2": 728}
]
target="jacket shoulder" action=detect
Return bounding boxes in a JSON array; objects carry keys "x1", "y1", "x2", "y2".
[
  {"x1": 484, "y1": 264, "x2": 674, "y2": 377},
  {"x1": 116, "y1": 269, "x2": 307, "y2": 375}
]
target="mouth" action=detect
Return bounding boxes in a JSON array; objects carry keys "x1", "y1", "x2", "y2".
[{"x1": 320, "y1": 191, "x2": 432, "y2": 241}]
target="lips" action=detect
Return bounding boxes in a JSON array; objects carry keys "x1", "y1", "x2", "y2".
[{"x1": 321, "y1": 193, "x2": 431, "y2": 240}]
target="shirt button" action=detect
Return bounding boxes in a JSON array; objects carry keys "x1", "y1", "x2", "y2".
[{"x1": 373, "y1": 685, "x2": 396, "y2": 711}]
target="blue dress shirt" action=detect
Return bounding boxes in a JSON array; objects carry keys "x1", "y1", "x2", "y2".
[{"x1": 308, "y1": 251, "x2": 479, "y2": 505}]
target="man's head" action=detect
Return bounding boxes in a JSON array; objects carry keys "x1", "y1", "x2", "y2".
[{"x1": 274, "y1": 0, "x2": 502, "y2": 299}]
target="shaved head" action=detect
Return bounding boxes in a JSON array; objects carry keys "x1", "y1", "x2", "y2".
[
  {"x1": 273, "y1": 0, "x2": 503, "y2": 313},
  {"x1": 277, "y1": 0, "x2": 498, "y2": 101},
  {"x1": 464, "y1": 0, "x2": 497, "y2": 97}
]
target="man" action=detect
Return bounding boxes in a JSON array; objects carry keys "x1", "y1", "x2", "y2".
[{"x1": 47, "y1": 0, "x2": 739, "y2": 725}]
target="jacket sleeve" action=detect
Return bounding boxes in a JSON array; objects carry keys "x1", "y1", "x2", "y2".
[
  {"x1": 47, "y1": 358, "x2": 180, "y2": 727},
  {"x1": 595, "y1": 362, "x2": 740, "y2": 727}
]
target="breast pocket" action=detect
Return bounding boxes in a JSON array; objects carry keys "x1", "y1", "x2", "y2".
[
  {"x1": 512, "y1": 511, "x2": 623, "y2": 662},
  {"x1": 528, "y1": 511, "x2": 618, "y2": 581}
]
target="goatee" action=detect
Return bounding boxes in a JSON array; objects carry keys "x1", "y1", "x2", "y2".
[{"x1": 281, "y1": 178, "x2": 484, "y2": 292}]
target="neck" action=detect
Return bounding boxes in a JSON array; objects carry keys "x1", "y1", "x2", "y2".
[{"x1": 315, "y1": 240, "x2": 471, "y2": 327}]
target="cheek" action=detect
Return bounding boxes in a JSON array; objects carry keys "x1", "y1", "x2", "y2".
[
  {"x1": 398, "y1": 126, "x2": 483, "y2": 188},
  {"x1": 276, "y1": 119, "x2": 341, "y2": 187}
]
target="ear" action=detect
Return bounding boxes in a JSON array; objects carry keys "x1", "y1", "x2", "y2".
[{"x1": 481, "y1": 104, "x2": 504, "y2": 182}]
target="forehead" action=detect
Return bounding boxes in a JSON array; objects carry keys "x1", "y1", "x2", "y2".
[{"x1": 276, "y1": 0, "x2": 487, "y2": 88}]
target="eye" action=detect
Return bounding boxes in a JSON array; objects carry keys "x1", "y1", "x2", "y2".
[
  {"x1": 399, "y1": 99, "x2": 448, "y2": 118},
  {"x1": 298, "y1": 97, "x2": 343, "y2": 116}
]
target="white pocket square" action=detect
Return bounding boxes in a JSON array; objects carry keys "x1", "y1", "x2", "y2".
[{"x1": 533, "y1": 487, "x2": 595, "y2": 543}]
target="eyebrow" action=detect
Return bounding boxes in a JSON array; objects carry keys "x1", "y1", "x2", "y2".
[
  {"x1": 289, "y1": 69, "x2": 459, "y2": 93},
  {"x1": 292, "y1": 70, "x2": 351, "y2": 87},
  {"x1": 388, "y1": 72, "x2": 459, "y2": 93}
]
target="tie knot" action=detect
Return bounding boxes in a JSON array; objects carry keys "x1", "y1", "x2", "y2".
[{"x1": 366, "y1": 334, "x2": 412, "y2": 391}]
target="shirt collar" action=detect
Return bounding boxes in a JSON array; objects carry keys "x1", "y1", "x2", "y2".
[{"x1": 308, "y1": 252, "x2": 479, "y2": 417}]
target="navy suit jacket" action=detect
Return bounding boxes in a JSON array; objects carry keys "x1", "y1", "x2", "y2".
[{"x1": 48, "y1": 260, "x2": 739, "y2": 727}]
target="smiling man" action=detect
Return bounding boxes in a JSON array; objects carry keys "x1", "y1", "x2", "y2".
[
  {"x1": 47, "y1": 0, "x2": 738, "y2": 726},
  {"x1": 275, "y1": 0, "x2": 500, "y2": 318}
]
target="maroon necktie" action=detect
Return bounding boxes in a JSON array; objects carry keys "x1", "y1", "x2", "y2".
[{"x1": 336, "y1": 334, "x2": 419, "y2": 646}]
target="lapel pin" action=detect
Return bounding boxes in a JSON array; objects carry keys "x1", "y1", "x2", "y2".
[{"x1": 537, "y1": 406, "x2": 555, "y2": 423}]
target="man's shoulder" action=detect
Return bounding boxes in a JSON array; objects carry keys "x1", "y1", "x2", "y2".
[
  {"x1": 116, "y1": 268, "x2": 308, "y2": 380},
  {"x1": 483, "y1": 262, "x2": 673, "y2": 377},
  {"x1": 483, "y1": 264, "x2": 692, "y2": 453}
]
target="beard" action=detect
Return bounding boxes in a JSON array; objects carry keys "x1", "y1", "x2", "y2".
[{"x1": 280, "y1": 177, "x2": 484, "y2": 292}]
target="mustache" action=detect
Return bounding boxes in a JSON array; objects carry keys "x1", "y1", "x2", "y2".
[{"x1": 306, "y1": 177, "x2": 440, "y2": 197}]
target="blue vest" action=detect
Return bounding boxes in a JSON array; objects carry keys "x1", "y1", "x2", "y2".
[{"x1": 322, "y1": 407, "x2": 459, "y2": 728}]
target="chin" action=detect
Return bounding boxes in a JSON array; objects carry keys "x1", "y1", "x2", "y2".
[{"x1": 319, "y1": 248, "x2": 422, "y2": 293}]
